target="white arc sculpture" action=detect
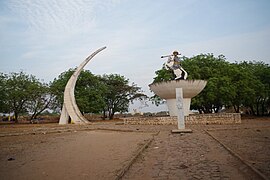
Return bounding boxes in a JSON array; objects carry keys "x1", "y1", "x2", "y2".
[{"x1": 59, "y1": 46, "x2": 106, "y2": 124}]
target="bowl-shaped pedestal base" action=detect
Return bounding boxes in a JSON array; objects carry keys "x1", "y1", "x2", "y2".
[{"x1": 149, "y1": 80, "x2": 207, "y2": 116}]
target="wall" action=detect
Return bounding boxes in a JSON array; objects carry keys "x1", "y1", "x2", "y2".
[{"x1": 123, "y1": 113, "x2": 241, "y2": 125}]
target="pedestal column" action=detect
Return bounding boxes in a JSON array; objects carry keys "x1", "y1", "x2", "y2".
[{"x1": 172, "y1": 88, "x2": 192, "y2": 133}]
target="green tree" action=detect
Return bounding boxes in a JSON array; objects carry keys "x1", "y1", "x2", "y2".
[
  {"x1": 0, "y1": 73, "x2": 8, "y2": 113},
  {"x1": 75, "y1": 71, "x2": 107, "y2": 114},
  {"x1": 27, "y1": 82, "x2": 56, "y2": 120},
  {"x1": 236, "y1": 61, "x2": 270, "y2": 115},
  {"x1": 182, "y1": 54, "x2": 229, "y2": 80},
  {"x1": 51, "y1": 69, "x2": 107, "y2": 115},
  {"x1": 153, "y1": 54, "x2": 234, "y2": 113},
  {"x1": 101, "y1": 74, "x2": 146, "y2": 119},
  {"x1": 151, "y1": 53, "x2": 270, "y2": 116},
  {"x1": 153, "y1": 64, "x2": 175, "y2": 83},
  {"x1": 183, "y1": 54, "x2": 234, "y2": 113},
  {"x1": 50, "y1": 70, "x2": 73, "y2": 109},
  {"x1": 3, "y1": 72, "x2": 41, "y2": 122}
]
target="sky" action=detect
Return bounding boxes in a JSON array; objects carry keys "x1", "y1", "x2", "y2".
[{"x1": 0, "y1": 0, "x2": 270, "y2": 112}]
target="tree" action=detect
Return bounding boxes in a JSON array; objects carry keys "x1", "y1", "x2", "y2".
[
  {"x1": 235, "y1": 61, "x2": 270, "y2": 115},
  {"x1": 151, "y1": 53, "x2": 270, "y2": 116},
  {"x1": 0, "y1": 73, "x2": 8, "y2": 113},
  {"x1": 152, "y1": 64, "x2": 175, "y2": 83},
  {"x1": 50, "y1": 70, "x2": 73, "y2": 110},
  {"x1": 182, "y1": 54, "x2": 234, "y2": 113},
  {"x1": 153, "y1": 54, "x2": 233, "y2": 113},
  {"x1": 27, "y1": 82, "x2": 56, "y2": 120},
  {"x1": 74, "y1": 71, "x2": 107, "y2": 114},
  {"x1": 51, "y1": 70, "x2": 146, "y2": 120},
  {"x1": 3, "y1": 72, "x2": 41, "y2": 122},
  {"x1": 101, "y1": 74, "x2": 146, "y2": 119},
  {"x1": 51, "y1": 69, "x2": 107, "y2": 115}
]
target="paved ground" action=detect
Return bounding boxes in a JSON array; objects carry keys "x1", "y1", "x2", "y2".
[
  {"x1": 123, "y1": 129, "x2": 263, "y2": 180},
  {"x1": 0, "y1": 117, "x2": 269, "y2": 180}
]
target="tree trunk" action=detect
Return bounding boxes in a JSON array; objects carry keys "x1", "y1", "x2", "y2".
[
  {"x1": 108, "y1": 108, "x2": 113, "y2": 120},
  {"x1": 256, "y1": 102, "x2": 260, "y2": 116},
  {"x1": 14, "y1": 112, "x2": 18, "y2": 123},
  {"x1": 109, "y1": 111, "x2": 114, "y2": 120},
  {"x1": 233, "y1": 105, "x2": 240, "y2": 113},
  {"x1": 102, "y1": 109, "x2": 106, "y2": 120},
  {"x1": 250, "y1": 106, "x2": 255, "y2": 115},
  {"x1": 261, "y1": 99, "x2": 265, "y2": 116},
  {"x1": 31, "y1": 109, "x2": 37, "y2": 120}
]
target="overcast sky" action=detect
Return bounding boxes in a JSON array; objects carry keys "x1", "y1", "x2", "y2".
[{"x1": 1, "y1": 0, "x2": 270, "y2": 112}]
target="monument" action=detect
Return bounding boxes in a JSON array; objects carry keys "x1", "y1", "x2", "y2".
[
  {"x1": 150, "y1": 51, "x2": 207, "y2": 132},
  {"x1": 149, "y1": 80, "x2": 207, "y2": 116},
  {"x1": 59, "y1": 46, "x2": 106, "y2": 125}
]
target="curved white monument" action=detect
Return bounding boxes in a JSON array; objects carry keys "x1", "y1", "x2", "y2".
[
  {"x1": 59, "y1": 46, "x2": 106, "y2": 124},
  {"x1": 149, "y1": 80, "x2": 207, "y2": 116}
]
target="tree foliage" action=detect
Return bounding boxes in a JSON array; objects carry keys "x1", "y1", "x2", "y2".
[
  {"x1": 152, "y1": 54, "x2": 270, "y2": 116},
  {"x1": 101, "y1": 74, "x2": 146, "y2": 119},
  {"x1": 27, "y1": 82, "x2": 56, "y2": 120},
  {"x1": 50, "y1": 69, "x2": 107, "y2": 114},
  {"x1": 51, "y1": 70, "x2": 146, "y2": 120},
  {"x1": 0, "y1": 69, "x2": 145, "y2": 122},
  {"x1": 0, "y1": 73, "x2": 8, "y2": 113},
  {"x1": 0, "y1": 72, "x2": 54, "y2": 122}
]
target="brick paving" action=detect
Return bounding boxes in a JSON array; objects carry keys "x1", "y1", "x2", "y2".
[
  {"x1": 207, "y1": 127, "x2": 270, "y2": 179},
  {"x1": 123, "y1": 128, "x2": 262, "y2": 180}
]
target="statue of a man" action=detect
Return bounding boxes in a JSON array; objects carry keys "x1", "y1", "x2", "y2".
[{"x1": 162, "y1": 51, "x2": 188, "y2": 80}]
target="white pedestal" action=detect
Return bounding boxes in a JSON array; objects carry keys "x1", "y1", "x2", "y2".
[
  {"x1": 172, "y1": 88, "x2": 192, "y2": 133},
  {"x1": 166, "y1": 98, "x2": 191, "y2": 116}
]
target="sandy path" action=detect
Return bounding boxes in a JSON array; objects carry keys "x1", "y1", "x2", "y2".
[{"x1": 0, "y1": 130, "x2": 153, "y2": 180}]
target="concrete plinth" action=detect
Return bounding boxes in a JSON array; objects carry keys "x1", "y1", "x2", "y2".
[
  {"x1": 176, "y1": 88, "x2": 185, "y2": 129},
  {"x1": 167, "y1": 98, "x2": 191, "y2": 116},
  {"x1": 171, "y1": 129, "x2": 193, "y2": 133}
]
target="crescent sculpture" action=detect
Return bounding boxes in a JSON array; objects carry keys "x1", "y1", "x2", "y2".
[{"x1": 59, "y1": 46, "x2": 107, "y2": 124}]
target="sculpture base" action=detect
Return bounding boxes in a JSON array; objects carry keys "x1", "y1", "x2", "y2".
[
  {"x1": 171, "y1": 129, "x2": 193, "y2": 133},
  {"x1": 149, "y1": 80, "x2": 207, "y2": 117},
  {"x1": 167, "y1": 98, "x2": 191, "y2": 116}
]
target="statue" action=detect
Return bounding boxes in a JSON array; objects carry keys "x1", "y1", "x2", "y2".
[
  {"x1": 59, "y1": 46, "x2": 106, "y2": 124},
  {"x1": 161, "y1": 51, "x2": 188, "y2": 80}
]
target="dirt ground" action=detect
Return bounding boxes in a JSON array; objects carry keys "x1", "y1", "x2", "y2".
[
  {"x1": 0, "y1": 116, "x2": 269, "y2": 180},
  {"x1": 0, "y1": 130, "x2": 154, "y2": 180}
]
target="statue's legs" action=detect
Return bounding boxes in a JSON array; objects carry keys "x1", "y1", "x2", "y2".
[
  {"x1": 174, "y1": 69, "x2": 182, "y2": 79},
  {"x1": 174, "y1": 67, "x2": 188, "y2": 80},
  {"x1": 180, "y1": 67, "x2": 188, "y2": 79}
]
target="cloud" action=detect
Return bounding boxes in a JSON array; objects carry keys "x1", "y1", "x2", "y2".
[
  {"x1": 3, "y1": 0, "x2": 270, "y2": 86},
  {"x1": 6, "y1": 0, "x2": 120, "y2": 33},
  {"x1": 181, "y1": 27, "x2": 270, "y2": 63}
]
